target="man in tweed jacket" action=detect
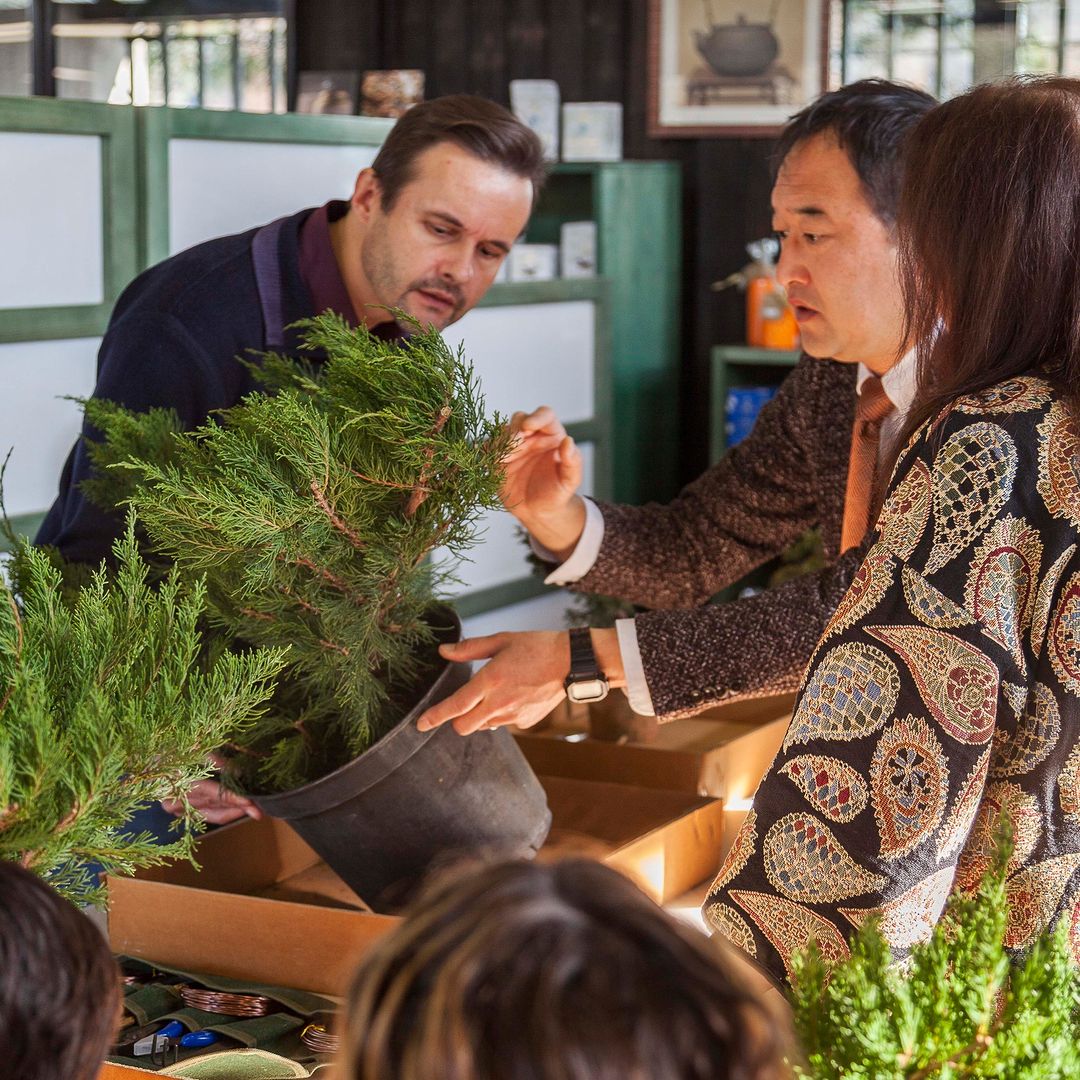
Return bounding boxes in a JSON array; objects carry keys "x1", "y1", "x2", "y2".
[{"x1": 416, "y1": 81, "x2": 936, "y2": 736}]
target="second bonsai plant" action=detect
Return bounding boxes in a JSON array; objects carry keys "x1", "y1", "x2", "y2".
[{"x1": 75, "y1": 314, "x2": 551, "y2": 907}]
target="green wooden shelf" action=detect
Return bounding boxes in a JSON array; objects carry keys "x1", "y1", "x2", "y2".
[
  {"x1": 710, "y1": 344, "x2": 802, "y2": 464},
  {"x1": 527, "y1": 161, "x2": 682, "y2": 505}
]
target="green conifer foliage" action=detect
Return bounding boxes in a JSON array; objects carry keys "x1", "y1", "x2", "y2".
[
  {"x1": 788, "y1": 837, "x2": 1080, "y2": 1079},
  {"x1": 0, "y1": 522, "x2": 285, "y2": 906},
  {"x1": 79, "y1": 315, "x2": 511, "y2": 794}
]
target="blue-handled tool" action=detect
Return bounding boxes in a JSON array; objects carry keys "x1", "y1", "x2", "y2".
[
  {"x1": 133, "y1": 1020, "x2": 185, "y2": 1056},
  {"x1": 180, "y1": 1030, "x2": 220, "y2": 1048}
]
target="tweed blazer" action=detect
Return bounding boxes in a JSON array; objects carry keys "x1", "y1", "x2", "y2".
[
  {"x1": 573, "y1": 353, "x2": 862, "y2": 718},
  {"x1": 705, "y1": 374, "x2": 1080, "y2": 987}
]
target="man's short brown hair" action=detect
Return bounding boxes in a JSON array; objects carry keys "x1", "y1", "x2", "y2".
[{"x1": 371, "y1": 94, "x2": 548, "y2": 210}]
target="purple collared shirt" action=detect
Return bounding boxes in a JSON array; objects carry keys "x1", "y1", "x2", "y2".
[{"x1": 298, "y1": 200, "x2": 403, "y2": 341}]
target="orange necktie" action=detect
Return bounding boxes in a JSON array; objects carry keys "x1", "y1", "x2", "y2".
[{"x1": 840, "y1": 375, "x2": 895, "y2": 552}]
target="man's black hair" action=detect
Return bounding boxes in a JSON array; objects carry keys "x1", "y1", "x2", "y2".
[{"x1": 774, "y1": 79, "x2": 937, "y2": 225}]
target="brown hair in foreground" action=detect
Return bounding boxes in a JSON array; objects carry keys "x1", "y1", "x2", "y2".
[
  {"x1": 889, "y1": 75, "x2": 1080, "y2": 470},
  {"x1": 340, "y1": 857, "x2": 786, "y2": 1080},
  {"x1": 0, "y1": 861, "x2": 120, "y2": 1080},
  {"x1": 371, "y1": 93, "x2": 548, "y2": 210}
]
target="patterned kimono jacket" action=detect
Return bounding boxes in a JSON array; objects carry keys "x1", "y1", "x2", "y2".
[{"x1": 704, "y1": 374, "x2": 1080, "y2": 987}]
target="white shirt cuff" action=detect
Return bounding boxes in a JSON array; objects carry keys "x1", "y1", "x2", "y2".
[
  {"x1": 615, "y1": 617, "x2": 656, "y2": 716},
  {"x1": 530, "y1": 498, "x2": 605, "y2": 586}
]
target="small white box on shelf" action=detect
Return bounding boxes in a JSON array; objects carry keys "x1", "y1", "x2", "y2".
[
  {"x1": 561, "y1": 102, "x2": 622, "y2": 162},
  {"x1": 508, "y1": 243, "x2": 559, "y2": 282},
  {"x1": 559, "y1": 221, "x2": 597, "y2": 278},
  {"x1": 510, "y1": 79, "x2": 560, "y2": 162}
]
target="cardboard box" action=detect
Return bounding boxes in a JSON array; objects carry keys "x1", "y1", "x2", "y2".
[
  {"x1": 107, "y1": 775, "x2": 724, "y2": 998},
  {"x1": 516, "y1": 691, "x2": 794, "y2": 799}
]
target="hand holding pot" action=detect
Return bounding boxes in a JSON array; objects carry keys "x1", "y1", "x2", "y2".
[
  {"x1": 161, "y1": 757, "x2": 264, "y2": 825},
  {"x1": 500, "y1": 406, "x2": 587, "y2": 560},
  {"x1": 416, "y1": 628, "x2": 625, "y2": 735}
]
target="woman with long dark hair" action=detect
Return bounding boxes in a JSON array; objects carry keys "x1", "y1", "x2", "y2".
[{"x1": 705, "y1": 76, "x2": 1080, "y2": 987}]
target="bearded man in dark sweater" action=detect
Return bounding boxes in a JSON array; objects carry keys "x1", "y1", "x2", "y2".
[{"x1": 38, "y1": 93, "x2": 544, "y2": 824}]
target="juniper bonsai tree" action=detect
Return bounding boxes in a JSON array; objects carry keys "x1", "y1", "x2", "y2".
[
  {"x1": 0, "y1": 522, "x2": 284, "y2": 906},
  {"x1": 73, "y1": 314, "x2": 511, "y2": 795},
  {"x1": 788, "y1": 835, "x2": 1080, "y2": 1079}
]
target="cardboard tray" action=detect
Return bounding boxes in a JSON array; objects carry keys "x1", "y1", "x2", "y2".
[
  {"x1": 516, "y1": 691, "x2": 794, "y2": 799},
  {"x1": 107, "y1": 774, "x2": 724, "y2": 999}
]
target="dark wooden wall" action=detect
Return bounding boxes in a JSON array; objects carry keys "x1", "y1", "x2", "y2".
[{"x1": 295, "y1": 0, "x2": 775, "y2": 485}]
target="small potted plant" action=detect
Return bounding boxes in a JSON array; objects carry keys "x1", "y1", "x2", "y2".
[
  {"x1": 74, "y1": 315, "x2": 551, "y2": 908},
  {"x1": 0, "y1": 521, "x2": 284, "y2": 906},
  {"x1": 788, "y1": 833, "x2": 1080, "y2": 1079}
]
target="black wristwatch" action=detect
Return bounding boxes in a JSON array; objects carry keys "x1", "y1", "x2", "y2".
[{"x1": 564, "y1": 627, "x2": 610, "y2": 703}]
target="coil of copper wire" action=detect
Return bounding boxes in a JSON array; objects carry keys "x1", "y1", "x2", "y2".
[
  {"x1": 301, "y1": 1023, "x2": 340, "y2": 1053},
  {"x1": 179, "y1": 986, "x2": 274, "y2": 1017}
]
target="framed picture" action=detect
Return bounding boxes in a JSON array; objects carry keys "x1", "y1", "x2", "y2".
[
  {"x1": 296, "y1": 71, "x2": 360, "y2": 116},
  {"x1": 648, "y1": 0, "x2": 829, "y2": 138}
]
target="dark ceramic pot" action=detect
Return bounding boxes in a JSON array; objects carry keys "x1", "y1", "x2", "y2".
[{"x1": 251, "y1": 608, "x2": 552, "y2": 911}]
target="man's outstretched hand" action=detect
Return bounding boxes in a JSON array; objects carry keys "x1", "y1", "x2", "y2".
[{"x1": 417, "y1": 628, "x2": 625, "y2": 735}]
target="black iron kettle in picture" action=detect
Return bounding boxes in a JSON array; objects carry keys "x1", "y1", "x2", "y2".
[{"x1": 694, "y1": 0, "x2": 782, "y2": 78}]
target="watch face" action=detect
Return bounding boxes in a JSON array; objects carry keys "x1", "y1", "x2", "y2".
[{"x1": 566, "y1": 678, "x2": 609, "y2": 703}]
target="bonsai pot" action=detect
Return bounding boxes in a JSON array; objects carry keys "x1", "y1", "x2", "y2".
[
  {"x1": 249, "y1": 608, "x2": 552, "y2": 911},
  {"x1": 694, "y1": 15, "x2": 779, "y2": 78}
]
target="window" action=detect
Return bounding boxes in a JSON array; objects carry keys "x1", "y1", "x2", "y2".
[
  {"x1": 19, "y1": 0, "x2": 288, "y2": 112},
  {"x1": 832, "y1": 0, "x2": 1080, "y2": 97}
]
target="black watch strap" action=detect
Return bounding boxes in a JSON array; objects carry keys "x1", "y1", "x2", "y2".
[{"x1": 568, "y1": 627, "x2": 602, "y2": 678}]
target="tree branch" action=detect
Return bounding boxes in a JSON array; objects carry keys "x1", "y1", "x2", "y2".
[
  {"x1": 311, "y1": 480, "x2": 365, "y2": 551},
  {"x1": 405, "y1": 405, "x2": 452, "y2": 517}
]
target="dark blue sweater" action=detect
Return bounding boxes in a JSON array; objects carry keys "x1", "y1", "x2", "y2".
[{"x1": 37, "y1": 208, "x2": 322, "y2": 565}]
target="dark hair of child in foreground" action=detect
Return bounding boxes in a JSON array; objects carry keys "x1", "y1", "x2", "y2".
[
  {"x1": 341, "y1": 857, "x2": 788, "y2": 1080},
  {"x1": 0, "y1": 861, "x2": 120, "y2": 1080}
]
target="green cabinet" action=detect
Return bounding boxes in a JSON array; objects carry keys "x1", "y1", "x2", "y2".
[
  {"x1": 528, "y1": 162, "x2": 682, "y2": 505},
  {"x1": 710, "y1": 344, "x2": 800, "y2": 464}
]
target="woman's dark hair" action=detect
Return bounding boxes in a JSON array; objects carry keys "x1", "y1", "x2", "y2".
[
  {"x1": 0, "y1": 862, "x2": 121, "y2": 1080},
  {"x1": 890, "y1": 76, "x2": 1080, "y2": 463},
  {"x1": 341, "y1": 858, "x2": 786, "y2": 1080},
  {"x1": 774, "y1": 78, "x2": 936, "y2": 226},
  {"x1": 371, "y1": 94, "x2": 547, "y2": 210}
]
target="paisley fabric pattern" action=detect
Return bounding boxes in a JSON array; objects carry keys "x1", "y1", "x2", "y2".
[
  {"x1": 763, "y1": 812, "x2": 887, "y2": 903},
  {"x1": 1004, "y1": 854, "x2": 1080, "y2": 951},
  {"x1": 870, "y1": 715, "x2": 949, "y2": 860},
  {"x1": 728, "y1": 890, "x2": 851, "y2": 983},
  {"x1": 877, "y1": 458, "x2": 933, "y2": 562},
  {"x1": 1032, "y1": 546, "x2": 1076, "y2": 655},
  {"x1": 991, "y1": 682, "x2": 1061, "y2": 778},
  {"x1": 1049, "y1": 571, "x2": 1080, "y2": 697},
  {"x1": 711, "y1": 810, "x2": 758, "y2": 893},
  {"x1": 903, "y1": 567, "x2": 974, "y2": 630},
  {"x1": 779, "y1": 755, "x2": 868, "y2": 824},
  {"x1": 952, "y1": 377, "x2": 1052, "y2": 416},
  {"x1": 1037, "y1": 400, "x2": 1080, "y2": 528},
  {"x1": 964, "y1": 516, "x2": 1042, "y2": 674},
  {"x1": 783, "y1": 642, "x2": 900, "y2": 752},
  {"x1": 925, "y1": 422, "x2": 1017, "y2": 575},
  {"x1": 838, "y1": 867, "x2": 955, "y2": 951},
  {"x1": 703, "y1": 902, "x2": 758, "y2": 957},
  {"x1": 706, "y1": 375, "x2": 1080, "y2": 988},
  {"x1": 819, "y1": 547, "x2": 895, "y2": 646},
  {"x1": 866, "y1": 625, "x2": 998, "y2": 745},
  {"x1": 954, "y1": 781, "x2": 1042, "y2": 891},
  {"x1": 936, "y1": 748, "x2": 992, "y2": 861}
]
